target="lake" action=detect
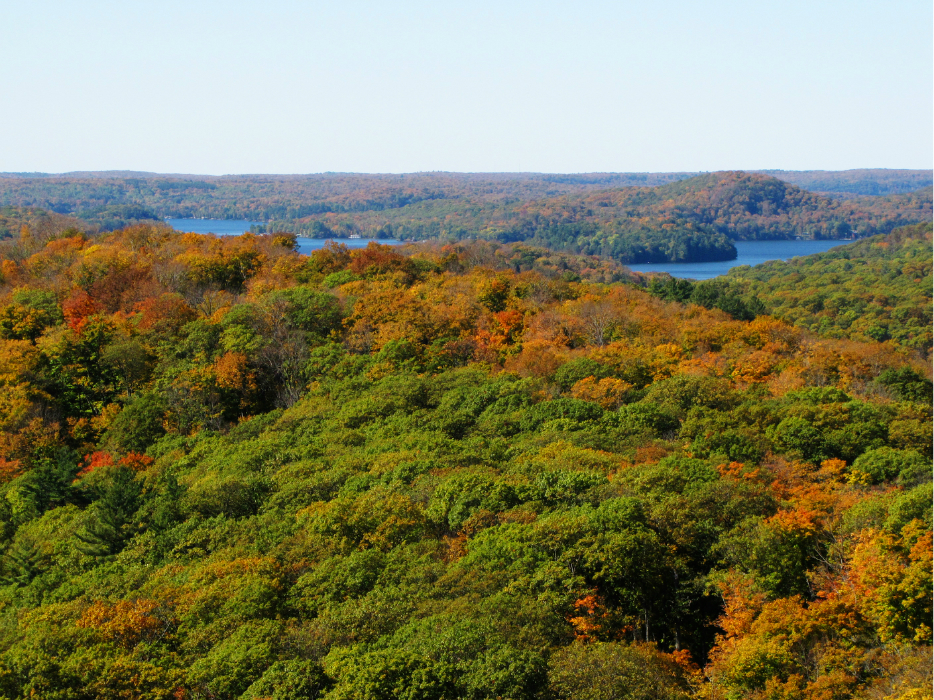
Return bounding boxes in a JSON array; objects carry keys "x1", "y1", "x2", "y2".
[
  {"x1": 166, "y1": 218, "x2": 263, "y2": 235},
  {"x1": 625, "y1": 239, "x2": 850, "y2": 279},
  {"x1": 166, "y1": 220, "x2": 851, "y2": 280}
]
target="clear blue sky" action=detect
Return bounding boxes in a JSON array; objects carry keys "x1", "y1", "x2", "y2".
[{"x1": 2, "y1": 0, "x2": 931, "y2": 174}]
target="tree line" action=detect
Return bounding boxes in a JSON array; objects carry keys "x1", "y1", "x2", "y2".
[{"x1": 1, "y1": 171, "x2": 931, "y2": 265}]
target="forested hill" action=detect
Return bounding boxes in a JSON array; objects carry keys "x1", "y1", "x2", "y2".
[
  {"x1": 0, "y1": 171, "x2": 929, "y2": 265},
  {"x1": 2, "y1": 167, "x2": 929, "y2": 199},
  {"x1": 757, "y1": 169, "x2": 933, "y2": 197},
  {"x1": 0, "y1": 172, "x2": 698, "y2": 223},
  {"x1": 0, "y1": 206, "x2": 88, "y2": 240},
  {"x1": 267, "y1": 172, "x2": 931, "y2": 263},
  {"x1": 475, "y1": 171, "x2": 932, "y2": 242},
  {"x1": 648, "y1": 222, "x2": 933, "y2": 354},
  {"x1": 728, "y1": 222, "x2": 933, "y2": 352},
  {"x1": 0, "y1": 222, "x2": 930, "y2": 699}
]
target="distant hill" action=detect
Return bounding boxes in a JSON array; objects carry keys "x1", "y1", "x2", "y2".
[
  {"x1": 0, "y1": 170, "x2": 168, "y2": 179},
  {"x1": 267, "y1": 172, "x2": 930, "y2": 263},
  {"x1": 0, "y1": 172, "x2": 698, "y2": 223},
  {"x1": 0, "y1": 170, "x2": 928, "y2": 262},
  {"x1": 0, "y1": 204, "x2": 159, "y2": 238},
  {"x1": 576, "y1": 171, "x2": 933, "y2": 240},
  {"x1": 2, "y1": 166, "x2": 928, "y2": 190},
  {"x1": 1, "y1": 168, "x2": 929, "y2": 215},
  {"x1": 758, "y1": 168, "x2": 932, "y2": 197}
]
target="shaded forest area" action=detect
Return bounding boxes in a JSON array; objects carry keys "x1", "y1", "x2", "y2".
[
  {"x1": 0, "y1": 170, "x2": 930, "y2": 264},
  {"x1": 0, "y1": 213, "x2": 929, "y2": 699}
]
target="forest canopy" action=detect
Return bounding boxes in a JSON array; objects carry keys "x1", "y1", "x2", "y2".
[
  {"x1": 647, "y1": 222, "x2": 933, "y2": 353},
  {"x1": 0, "y1": 171, "x2": 930, "y2": 265},
  {"x1": 0, "y1": 216, "x2": 929, "y2": 699},
  {"x1": 725, "y1": 222, "x2": 933, "y2": 352}
]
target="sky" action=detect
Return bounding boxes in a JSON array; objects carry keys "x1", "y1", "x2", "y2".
[{"x1": 1, "y1": 0, "x2": 931, "y2": 174}]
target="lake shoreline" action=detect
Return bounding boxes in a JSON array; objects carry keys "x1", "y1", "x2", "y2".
[{"x1": 165, "y1": 218, "x2": 852, "y2": 281}]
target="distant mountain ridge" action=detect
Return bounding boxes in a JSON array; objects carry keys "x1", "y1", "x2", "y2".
[{"x1": 0, "y1": 168, "x2": 929, "y2": 196}]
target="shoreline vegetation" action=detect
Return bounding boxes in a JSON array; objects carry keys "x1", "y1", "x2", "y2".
[
  {"x1": 1, "y1": 170, "x2": 930, "y2": 265},
  {"x1": 0, "y1": 207, "x2": 929, "y2": 698}
]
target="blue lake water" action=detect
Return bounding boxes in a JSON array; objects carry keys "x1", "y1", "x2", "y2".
[
  {"x1": 166, "y1": 220, "x2": 851, "y2": 280},
  {"x1": 294, "y1": 238, "x2": 401, "y2": 255},
  {"x1": 166, "y1": 218, "x2": 262, "y2": 235},
  {"x1": 625, "y1": 240, "x2": 851, "y2": 280}
]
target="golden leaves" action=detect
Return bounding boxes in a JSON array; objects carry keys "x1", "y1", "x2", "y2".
[
  {"x1": 570, "y1": 376, "x2": 633, "y2": 409},
  {"x1": 77, "y1": 599, "x2": 169, "y2": 649}
]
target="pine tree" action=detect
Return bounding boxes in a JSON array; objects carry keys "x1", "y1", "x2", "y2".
[{"x1": 76, "y1": 466, "x2": 142, "y2": 559}]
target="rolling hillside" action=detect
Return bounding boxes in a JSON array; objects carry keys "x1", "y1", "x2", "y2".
[{"x1": 0, "y1": 171, "x2": 929, "y2": 265}]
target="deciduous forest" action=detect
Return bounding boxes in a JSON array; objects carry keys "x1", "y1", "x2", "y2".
[
  {"x1": 0, "y1": 171, "x2": 930, "y2": 264},
  {"x1": 0, "y1": 207, "x2": 929, "y2": 699}
]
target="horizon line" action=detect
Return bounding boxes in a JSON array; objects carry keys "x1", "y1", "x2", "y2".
[{"x1": 1, "y1": 167, "x2": 931, "y2": 180}]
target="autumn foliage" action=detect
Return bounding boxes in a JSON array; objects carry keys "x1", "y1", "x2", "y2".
[{"x1": 0, "y1": 217, "x2": 928, "y2": 699}]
